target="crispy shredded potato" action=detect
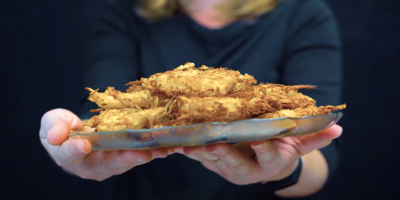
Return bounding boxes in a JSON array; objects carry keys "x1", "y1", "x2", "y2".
[
  {"x1": 228, "y1": 83, "x2": 317, "y2": 110},
  {"x1": 258, "y1": 104, "x2": 347, "y2": 119},
  {"x1": 83, "y1": 107, "x2": 168, "y2": 131},
  {"x1": 82, "y1": 62, "x2": 346, "y2": 132},
  {"x1": 86, "y1": 87, "x2": 170, "y2": 110},
  {"x1": 164, "y1": 96, "x2": 276, "y2": 125},
  {"x1": 126, "y1": 62, "x2": 257, "y2": 97}
]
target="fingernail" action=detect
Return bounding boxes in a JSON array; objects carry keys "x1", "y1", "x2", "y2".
[
  {"x1": 203, "y1": 153, "x2": 219, "y2": 161},
  {"x1": 73, "y1": 142, "x2": 89, "y2": 156},
  {"x1": 76, "y1": 140, "x2": 91, "y2": 154},
  {"x1": 73, "y1": 147, "x2": 87, "y2": 157},
  {"x1": 78, "y1": 147, "x2": 89, "y2": 154},
  {"x1": 137, "y1": 158, "x2": 145, "y2": 162},
  {"x1": 205, "y1": 145, "x2": 219, "y2": 154},
  {"x1": 153, "y1": 153, "x2": 166, "y2": 159},
  {"x1": 209, "y1": 149, "x2": 220, "y2": 154},
  {"x1": 183, "y1": 147, "x2": 196, "y2": 155},
  {"x1": 252, "y1": 142, "x2": 265, "y2": 150}
]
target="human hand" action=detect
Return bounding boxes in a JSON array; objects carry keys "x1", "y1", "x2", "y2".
[
  {"x1": 177, "y1": 125, "x2": 342, "y2": 185},
  {"x1": 40, "y1": 108, "x2": 174, "y2": 181}
]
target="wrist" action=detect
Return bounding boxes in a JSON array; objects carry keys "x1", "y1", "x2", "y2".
[
  {"x1": 274, "y1": 150, "x2": 328, "y2": 198},
  {"x1": 260, "y1": 158, "x2": 301, "y2": 184}
]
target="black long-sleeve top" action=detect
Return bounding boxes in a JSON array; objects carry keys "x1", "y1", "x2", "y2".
[{"x1": 79, "y1": 0, "x2": 343, "y2": 199}]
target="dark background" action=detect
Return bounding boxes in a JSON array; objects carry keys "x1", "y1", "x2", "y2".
[{"x1": 1, "y1": 0, "x2": 399, "y2": 199}]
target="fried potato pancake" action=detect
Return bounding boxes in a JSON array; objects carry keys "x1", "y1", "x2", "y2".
[
  {"x1": 86, "y1": 87, "x2": 169, "y2": 110},
  {"x1": 82, "y1": 62, "x2": 346, "y2": 132},
  {"x1": 126, "y1": 62, "x2": 257, "y2": 97},
  {"x1": 84, "y1": 107, "x2": 168, "y2": 131},
  {"x1": 164, "y1": 96, "x2": 275, "y2": 126},
  {"x1": 258, "y1": 104, "x2": 347, "y2": 119}
]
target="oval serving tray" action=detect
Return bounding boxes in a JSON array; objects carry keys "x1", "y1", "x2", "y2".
[{"x1": 69, "y1": 112, "x2": 343, "y2": 151}]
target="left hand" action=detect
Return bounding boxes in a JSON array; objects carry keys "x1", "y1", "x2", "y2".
[{"x1": 175, "y1": 124, "x2": 342, "y2": 185}]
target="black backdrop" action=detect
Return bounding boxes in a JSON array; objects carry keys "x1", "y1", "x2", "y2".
[{"x1": 1, "y1": 0, "x2": 399, "y2": 199}]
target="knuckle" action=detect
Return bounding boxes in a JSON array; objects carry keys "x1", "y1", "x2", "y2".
[
  {"x1": 197, "y1": 152, "x2": 219, "y2": 162},
  {"x1": 57, "y1": 150, "x2": 72, "y2": 166},
  {"x1": 41, "y1": 110, "x2": 54, "y2": 123},
  {"x1": 217, "y1": 149, "x2": 229, "y2": 157},
  {"x1": 229, "y1": 162, "x2": 245, "y2": 171},
  {"x1": 58, "y1": 144, "x2": 84, "y2": 165},
  {"x1": 211, "y1": 159, "x2": 222, "y2": 166},
  {"x1": 60, "y1": 153, "x2": 75, "y2": 165}
]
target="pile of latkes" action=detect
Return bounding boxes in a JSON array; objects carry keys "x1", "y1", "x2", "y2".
[{"x1": 83, "y1": 63, "x2": 346, "y2": 132}]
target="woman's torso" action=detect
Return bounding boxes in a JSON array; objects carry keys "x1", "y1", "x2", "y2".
[
  {"x1": 135, "y1": 11, "x2": 288, "y2": 85},
  {"x1": 97, "y1": 0, "x2": 337, "y2": 199}
]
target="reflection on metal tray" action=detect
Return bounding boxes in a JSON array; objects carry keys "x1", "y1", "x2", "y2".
[{"x1": 69, "y1": 112, "x2": 343, "y2": 151}]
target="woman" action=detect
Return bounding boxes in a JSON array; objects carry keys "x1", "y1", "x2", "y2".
[{"x1": 40, "y1": 0, "x2": 343, "y2": 199}]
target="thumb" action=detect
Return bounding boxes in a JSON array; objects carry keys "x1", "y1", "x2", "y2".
[
  {"x1": 40, "y1": 108, "x2": 83, "y2": 146},
  {"x1": 295, "y1": 124, "x2": 342, "y2": 155}
]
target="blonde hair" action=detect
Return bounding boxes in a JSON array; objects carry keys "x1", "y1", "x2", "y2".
[{"x1": 137, "y1": 0, "x2": 281, "y2": 22}]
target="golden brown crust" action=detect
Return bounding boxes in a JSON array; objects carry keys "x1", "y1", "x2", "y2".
[
  {"x1": 164, "y1": 96, "x2": 277, "y2": 126},
  {"x1": 229, "y1": 83, "x2": 317, "y2": 110},
  {"x1": 258, "y1": 104, "x2": 347, "y2": 119},
  {"x1": 82, "y1": 62, "x2": 346, "y2": 132},
  {"x1": 126, "y1": 62, "x2": 257, "y2": 97},
  {"x1": 86, "y1": 87, "x2": 170, "y2": 110},
  {"x1": 165, "y1": 96, "x2": 274, "y2": 125},
  {"x1": 84, "y1": 107, "x2": 168, "y2": 131}
]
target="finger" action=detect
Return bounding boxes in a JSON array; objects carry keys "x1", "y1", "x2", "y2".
[
  {"x1": 186, "y1": 146, "x2": 231, "y2": 177},
  {"x1": 182, "y1": 146, "x2": 200, "y2": 155},
  {"x1": 201, "y1": 160, "x2": 225, "y2": 174},
  {"x1": 150, "y1": 147, "x2": 172, "y2": 159},
  {"x1": 87, "y1": 150, "x2": 152, "y2": 174},
  {"x1": 206, "y1": 144, "x2": 258, "y2": 176},
  {"x1": 233, "y1": 142, "x2": 256, "y2": 156},
  {"x1": 250, "y1": 140, "x2": 281, "y2": 170},
  {"x1": 174, "y1": 146, "x2": 184, "y2": 154},
  {"x1": 41, "y1": 109, "x2": 83, "y2": 145},
  {"x1": 296, "y1": 124, "x2": 343, "y2": 155},
  {"x1": 56, "y1": 139, "x2": 92, "y2": 166},
  {"x1": 183, "y1": 146, "x2": 216, "y2": 163},
  {"x1": 184, "y1": 146, "x2": 220, "y2": 162},
  {"x1": 47, "y1": 120, "x2": 72, "y2": 146}
]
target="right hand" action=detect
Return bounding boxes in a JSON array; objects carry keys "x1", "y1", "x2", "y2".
[{"x1": 40, "y1": 108, "x2": 174, "y2": 181}]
